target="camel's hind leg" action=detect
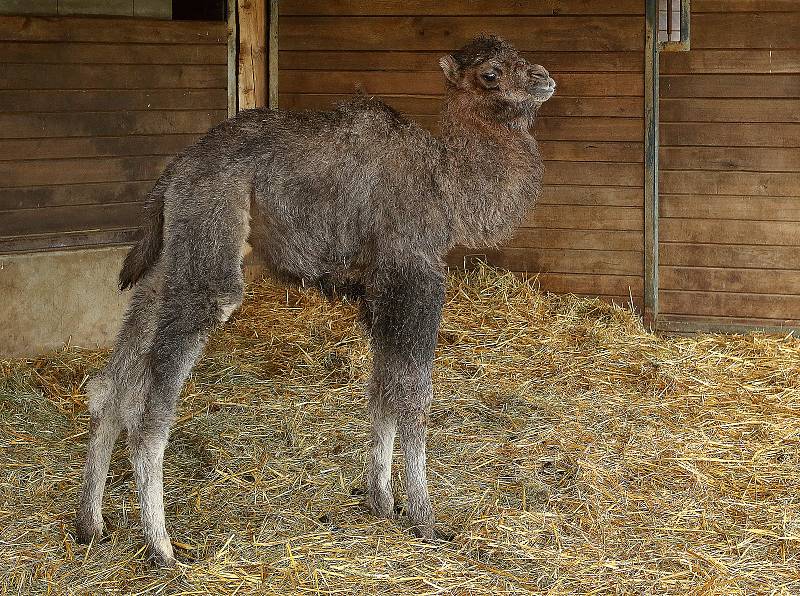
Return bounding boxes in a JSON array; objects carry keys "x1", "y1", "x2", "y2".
[
  {"x1": 128, "y1": 206, "x2": 248, "y2": 566},
  {"x1": 76, "y1": 271, "x2": 163, "y2": 544}
]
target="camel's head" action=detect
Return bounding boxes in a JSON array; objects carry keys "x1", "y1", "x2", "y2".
[{"x1": 439, "y1": 35, "x2": 555, "y2": 122}]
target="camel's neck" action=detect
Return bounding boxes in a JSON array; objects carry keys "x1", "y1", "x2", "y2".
[{"x1": 438, "y1": 94, "x2": 544, "y2": 249}]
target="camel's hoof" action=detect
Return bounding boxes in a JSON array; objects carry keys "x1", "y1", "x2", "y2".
[
  {"x1": 75, "y1": 515, "x2": 103, "y2": 545},
  {"x1": 410, "y1": 523, "x2": 436, "y2": 541},
  {"x1": 366, "y1": 489, "x2": 395, "y2": 519},
  {"x1": 148, "y1": 537, "x2": 176, "y2": 568}
]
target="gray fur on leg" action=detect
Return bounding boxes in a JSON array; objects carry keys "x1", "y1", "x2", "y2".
[
  {"x1": 366, "y1": 378, "x2": 398, "y2": 518},
  {"x1": 76, "y1": 381, "x2": 122, "y2": 544}
]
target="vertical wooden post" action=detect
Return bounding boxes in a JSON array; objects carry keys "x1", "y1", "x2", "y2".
[
  {"x1": 644, "y1": 0, "x2": 660, "y2": 328},
  {"x1": 268, "y1": 0, "x2": 279, "y2": 109},
  {"x1": 237, "y1": 0, "x2": 267, "y2": 110},
  {"x1": 227, "y1": 0, "x2": 238, "y2": 117}
]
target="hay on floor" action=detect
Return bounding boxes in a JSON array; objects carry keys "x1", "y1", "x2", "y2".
[{"x1": 1, "y1": 267, "x2": 799, "y2": 595}]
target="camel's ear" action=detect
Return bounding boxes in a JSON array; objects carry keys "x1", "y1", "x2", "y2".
[{"x1": 439, "y1": 55, "x2": 460, "y2": 84}]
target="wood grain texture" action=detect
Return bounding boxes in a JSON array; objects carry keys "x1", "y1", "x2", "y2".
[
  {"x1": 661, "y1": 243, "x2": 800, "y2": 270},
  {"x1": 660, "y1": 147, "x2": 800, "y2": 172},
  {"x1": 661, "y1": 219, "x2": 800, "y2": 246},
  {"x1": 0, "y1": 202, "x2": 143, "y2": 236},
  {"x1": 0, "y1": 15, "x2": 226, "y2": 43},
  {"x1": 0, "y1": 110, "x2": 226, "y2": 139},
  {"x1": 0, "y1": 41, "x2": 227, "y2": 64},
  {"x1": 279, "y1": 16, "x2": 644, "y2": 52},
  {"x1": 0, "y1": 16, "x2": 228, "y2": 253},
  {"x1": 280, "y1": 50, "x2": 644, "y2": 73},
  {"x1": 0, "y1": 89, "x2": 227, "y2": 112},
  {"x1": 0, "y1": 181, "x2": 153, "y2": 210},
  {"x1": 0, "y1": 135, "x2": 199, "y2": 161},
  {"x1": 238, "y1": 0, "x2": 267, "y2": 109},
  {"x1": 280, "y1": 1, "x2": 644, "y2": 16},
  {"x1": 661, "y1": 266, "x2": 800, "y2": 295},
  {"x1": 0, "y1": 63, "x2": 226, "y2": 89},
  {"x1": 661, "y1": 290, "x2": 800, "y2": 320},
  {"x1": 660, "y1": 195, "x2": 800, "y2": 221}
]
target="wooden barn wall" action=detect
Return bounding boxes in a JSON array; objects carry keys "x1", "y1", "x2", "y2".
[
  {"x1": 658, "y1": 0, "x2": 800, "y2": 329},
  {"x1": 0, "y1": 16, "x2": 228, "y2": 254},
  {"x1": 278, "y1": 1, "x2": 646, "y2": 308}
]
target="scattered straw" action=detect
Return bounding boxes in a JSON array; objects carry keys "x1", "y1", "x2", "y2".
[{"x1": 1, "y1": 266, "x2": 799, "y2": 594}]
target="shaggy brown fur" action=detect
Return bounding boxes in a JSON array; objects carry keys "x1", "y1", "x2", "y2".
[{"x1": 76, "y1": 35, "x2": 554, "y2": 566}]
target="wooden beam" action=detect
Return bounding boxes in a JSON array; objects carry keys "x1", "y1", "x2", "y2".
[
  {"x1": 644, "y1": 0, "x2": 660, "y2": 328},
  {"x1": 268, "y1": 0, "x2": 279, "y2": 109},
  {"x1": 237, "y1": 0, "x2": 266, "y2": 110},
  {"x1": 227, "y1": 0, "x2": 238, "y2": 116}
]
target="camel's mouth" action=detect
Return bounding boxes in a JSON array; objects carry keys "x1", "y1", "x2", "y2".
[{"x1": 529, "y1": 77, "x2": 556, "y2": 102}]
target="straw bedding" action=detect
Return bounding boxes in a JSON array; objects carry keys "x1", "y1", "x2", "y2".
[{"x1": 1, "y1": 267, "x2": 799, "y2": 595}]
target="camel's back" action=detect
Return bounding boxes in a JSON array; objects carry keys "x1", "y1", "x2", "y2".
[{"x1": 237, "y1": 98, "x2": 449, "y2": 283}]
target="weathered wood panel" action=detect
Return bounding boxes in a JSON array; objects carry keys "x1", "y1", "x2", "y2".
[
  {"x1": 279, "y1": 1, "x2": 646, "y2": 306},
  {"x1": 0, "y1": 16, "x2": 228, "y2": 253},
  {"x1": 658, "y1": 2, "x2": 800, "y2": 327}
]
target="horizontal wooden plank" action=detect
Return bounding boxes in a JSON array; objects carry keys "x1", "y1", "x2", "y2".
[
  {"x1": 537, "y1": 117, "x2": 643, "y2": 142},
  {"x1": 657, "y1": 315, "x2": 800, "y2": 335},
  {"x1": 447, "y1": 247, "x2": 642, "y2": 275},
  {"x1": 0, "y1": 41, "x2": 227, "y2": 64},
  {"x1": 692, "y1": 13, "x2": 800, "y2": 49},
  {"x1": 278, "y1": 93, "x2": 643, "y2": 118},
  {"x1": 0, "y1": 156, "x2": 169, "y2": 188},
  {"x1": 660, "y1": 290, "x2": 800, "y2": 320},
  {"x1": 661, "y1": 123, "x2": 800, "y2": 147},
  {"x1": 279, "y1": 16, "x2": 644, "y2": 52},
  {"x1": 399, "y1": 115, "x2": 644, "y2": 142},
  {"x1": 0, "y1": 110, "x2": 226, "y2": 138},
  {"x1": 692, "y1": 0, "x2": 800, "y2": 12},
  {"x1": 279, "y1": 71, "x2": 644, "y2": 97},
  {"x1": 540, "y1": 141, "x2": 643, "y2": 163},
  {"x1": 279, "y1": 50, "x2": 644, "y2": 73},
  {"x1": 660, "y1": 75, "x2": 800, "y2": 99},
  {"x1": 0, "y1": 135, "x2": 197, "y2": 162},
  {"x1": 660, "y1": 147, "x2": 800, "y2": 172},
  {"x1": 660, "y1": 99, "x2": 800, "y2": 124},
  {"x1": 660, "y1": 243, "x2": 800, "y2": 270},
  {"x1": 543, "y1": 161, "x2": 642, "y2": 187},
  {"x1": 0, "y1": 63, "x2": 226, "y2": 90},
  {"x1": 540, "y1": 185, "x2": 643, "y2": 207},
  {"x1": 280, "y1": 1, "x2": 644, "y2": 16},
  {"x1": 0, "y1": 202, "x2": 143, "y2": 236},
  {"x1": 661, "y1": 266, "x2": 800, "y2": 295},
  {"x1": 0, "y1": 180, "x2": 152, "y2": 210},
  {"x1": 526, "y1": 205, "x2": 642, "y2": 230},
  {"x1": 660, "y1": 195, "x2": 800, "y2": 221},
  {"x1": 0, "y1": 89, "x2": 227, "y2": 112},
  {"x1": 0, "y1": 16, "x2": 227, "y2": 43},
  {"x1": 660, "y1": 219, "x2": 800, "y2": 246},
  {"x1": 535, "y1": 273, "x2": 643, "y2": 296},
  {"x1": 0, "y1": 228, "x2": 136, "y2": 254},
  {"x1": 660, "y1": 171, "x2": 800, "y2": 197},
  {"x1": 507, "y1": 228, "x2": 643, "y2": 251},
  {"x1": 661, "y1": 50, "x2": 800, "y2": 74}
]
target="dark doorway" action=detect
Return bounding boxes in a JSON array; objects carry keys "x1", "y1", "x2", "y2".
[{"x1": 172, "y1": 0, "x2": 226, "y2": 21}]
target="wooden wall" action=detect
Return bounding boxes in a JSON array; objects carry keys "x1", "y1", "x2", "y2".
[
  {"x1": 0, "y1": 16, "x2": 228, "y2": 253},
  {"x1": 278, "y1": 0, "x2": 646, "y2": 308},
  {"x1": 658, "y1": 1, "x2": 800, "y2": 330}
]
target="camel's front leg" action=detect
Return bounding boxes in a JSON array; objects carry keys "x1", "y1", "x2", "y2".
[{"x1": 366, "y1": 266, "x2": 445, "y2": 539}]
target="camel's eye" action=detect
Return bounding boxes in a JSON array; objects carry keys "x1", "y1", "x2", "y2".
[{"x1": 481, "y1": 71, "x2": 498, "y2": 83}]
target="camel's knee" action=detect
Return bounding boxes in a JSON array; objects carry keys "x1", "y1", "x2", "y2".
[{"x1": 85, "y1": 373, "x2": 116, "y2": 416}]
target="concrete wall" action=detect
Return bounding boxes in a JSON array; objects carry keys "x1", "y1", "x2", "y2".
[{"x1": 0, "y1": 247, "x2": 129, "y2": 356}]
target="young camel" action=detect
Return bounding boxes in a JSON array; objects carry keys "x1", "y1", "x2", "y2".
[{"x1": 75, "y1": 35, "x2": 555, "y2": 566}]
